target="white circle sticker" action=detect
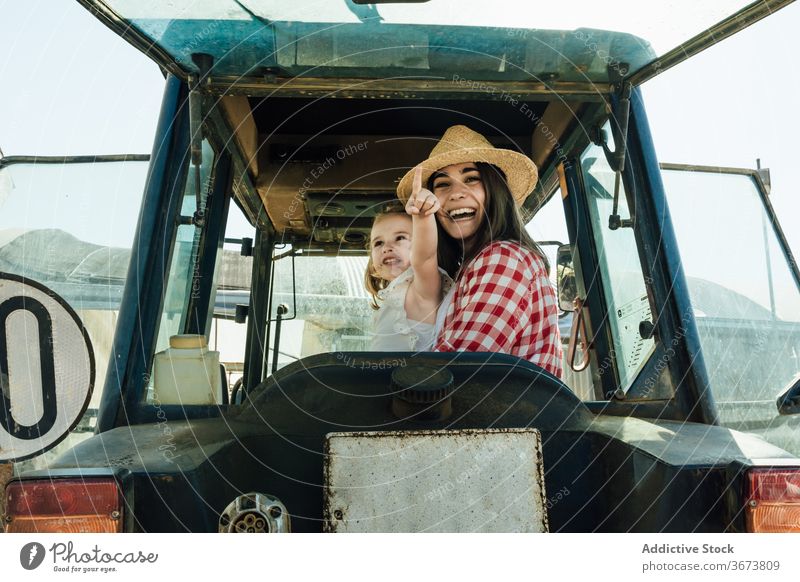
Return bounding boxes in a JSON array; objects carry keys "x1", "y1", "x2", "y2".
[{"x1": 0, "y1": 273, "x2": 94, "y2": 462}]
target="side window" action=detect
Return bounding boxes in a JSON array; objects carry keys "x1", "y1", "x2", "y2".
[
  {"x1": 152, "y1": 140, "x2": 216, "y2": 357},
  {"x1": 266, "y1": 252, "x2": 372, "y2": 376},
  {"x1": 0, "y1": 157, "x2": 149, "y2": 467},
  {"x1": 580, "y1": 126, "x2": 656, "y2": 392},
  {"x1": 147, "y1": 140, "x2": 217, "y2": 404},
  {"x1": 525, "y1": 189, "x2": 568, "y2": 289},
  {"x1": 526, "y1": 188, "x2": 594, "y2": 401},
  {"x1": 662, "y1": 167, "x2": 800, "y2": 456},
  {"x1": 208, "y1": 202, "x2": 256, "y2": 392}
]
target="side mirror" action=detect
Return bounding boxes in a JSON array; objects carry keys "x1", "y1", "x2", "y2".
[
  {"x1": 556, "y1": 244, "x2": 578, "y2": 312},
  {"x1": 777, "y1": 374, "x2": 800, "y2": 415}
]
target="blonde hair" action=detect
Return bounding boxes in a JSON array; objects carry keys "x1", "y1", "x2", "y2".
[{"x1": 364, "y1": 202, "x2": 409, "y2": 310}]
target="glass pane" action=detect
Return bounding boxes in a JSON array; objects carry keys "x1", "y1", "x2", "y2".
[
  {"x1": 99, "y1": 0, "x2": 753, "y2": 81},
  {"x1": 153, "y1": 142, "x2": 215, "y2": 352},
  {"x1": 581, "y1": 131, "x2": 656, "y2": 391},
  {"x1": 209, "y1": 203, "x2": 255, "y2": 393},
  {"x1": 0, "y1": 158, "x2": 149, "y2": 466},
  {"x1": 147, "y1": 141, "x2": 216, "y2": 403},
  {"x1": 267, "y1": 251, "x2": 373, "y2": 375},
  {"x1": 526, "y1": 190, "x2": 595, "y2": 401},
  {"x1": 525, "y1": 190, "x2": 568, "y2": 288},
  {"x1": 663, "y1": 170, "x2": 800, "y2": 322},
  {"x1": 662, "y1": 167, "x2": 800, "y2": 455}
]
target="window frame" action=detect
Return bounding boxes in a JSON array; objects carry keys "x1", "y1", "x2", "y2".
[
  {"x1": 557, "y1": 92, "x2": 719, "y2": 424},
  {"x1": 101, "y1": 81, "x2": 243, "y2": 429}
]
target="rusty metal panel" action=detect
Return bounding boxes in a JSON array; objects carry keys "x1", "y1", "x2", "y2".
[{"x1": 323, "y1": 428, "x2": 548, "y2": 533}]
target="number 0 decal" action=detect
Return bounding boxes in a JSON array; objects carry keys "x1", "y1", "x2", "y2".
[
  {"x1": 0, "y1": 296, "x2": 58, "y2": 439},
  {"x1": 0, "y1": 272, "x2": 94, "y2": 463}
]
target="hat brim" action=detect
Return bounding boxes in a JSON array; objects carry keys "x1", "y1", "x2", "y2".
[{"x1": 397, "y1": 147, "x2": 538, "y2": 206}]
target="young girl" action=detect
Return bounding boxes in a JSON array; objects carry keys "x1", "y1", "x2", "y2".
[
  {"x1": 396, "y1": 125, "x2": 563, "y2": 377},
  {"x1": 365, "y1": 169, "x2": 453, "y2": 351}
]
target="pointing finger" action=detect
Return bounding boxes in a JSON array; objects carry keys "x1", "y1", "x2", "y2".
[{"x1": 412, "y1": 166, "x2": 422, "y2": 197}]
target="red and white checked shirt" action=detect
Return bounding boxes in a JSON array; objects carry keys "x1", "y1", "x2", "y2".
[{"x1": 434, "y1": 241, "x2": 563, "y2": 378}]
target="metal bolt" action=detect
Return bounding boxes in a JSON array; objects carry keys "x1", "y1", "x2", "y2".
[
  {"x1": 333, "y1": 510, "x2": 343, "y2": 520},
  {"x1": 749, "y1": 500, "x2": 758, "y2": 508},
  {"x1": 4, "y1": 515, "x2": 12, "y2": 523},
  {"x1": 110, "y1": 510, "x2": 121, "y2": 520},
  {"x1": 269, "y1": 506, "x2": 282, "y2": 519}
]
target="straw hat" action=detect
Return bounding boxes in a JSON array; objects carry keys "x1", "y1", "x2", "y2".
[{"x1": 396, "y1": 125, "x2": 538, "y2": 206}]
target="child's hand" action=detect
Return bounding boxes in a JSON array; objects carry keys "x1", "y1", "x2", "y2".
[{"x1": 406, "y1": 166, "x2": 441, "y2": 217}]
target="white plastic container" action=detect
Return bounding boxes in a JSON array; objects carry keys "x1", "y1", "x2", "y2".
[{"x1": 153, "y1": 335, "x2": 222, "y2": 405}]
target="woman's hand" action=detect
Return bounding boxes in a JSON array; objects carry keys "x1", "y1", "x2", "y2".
[
  {"x1": 404, "y1": 166, "x2": 443, "y2": 315},
  {"x1": 406, "y1": 166, "x2": 440, "y2": 217}
]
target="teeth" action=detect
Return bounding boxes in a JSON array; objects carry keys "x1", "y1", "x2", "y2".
[{"x1": 449, "y1": 208, "x2": 476, "y2": 219}]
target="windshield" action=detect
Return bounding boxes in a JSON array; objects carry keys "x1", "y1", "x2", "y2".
[
  {"x1": 268, "y1": 252, "x2": 373, "y2": 372},
  {"x1": 89, "y1": 0, "x2": 757, "y2": 82}
]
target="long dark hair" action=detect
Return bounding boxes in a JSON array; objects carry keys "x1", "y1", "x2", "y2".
[{"x1": 431, "y1": 162, "x2": 549, "y2": 278}]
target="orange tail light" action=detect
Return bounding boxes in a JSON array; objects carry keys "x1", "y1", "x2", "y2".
[
  {"x1": 745, "y1": 468, "x2": 800, "y2": 533},
  {"x1": 4, "y1": 478, "x2": 123, "y2": 533}
]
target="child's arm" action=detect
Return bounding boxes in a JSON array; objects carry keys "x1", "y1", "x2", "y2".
[{"x1": 405, "y1": 166, "x2": 442, "y2": 305}]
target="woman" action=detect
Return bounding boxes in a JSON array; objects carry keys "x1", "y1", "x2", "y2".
[{"x1": 396, "y1": 125, "x2": 563, "y2": 377}]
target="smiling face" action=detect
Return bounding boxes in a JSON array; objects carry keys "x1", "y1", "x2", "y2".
[
  {"x1": 369, "y1": 213, "x2": 412, "y2": 282},
  {"x1": 431, "y1": 162, "x2": 487, "y2": 247}
]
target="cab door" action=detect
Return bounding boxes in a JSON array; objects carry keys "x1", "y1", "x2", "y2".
[{"x1": 660, "y1": 163, "x2": 800, "y2": 455}]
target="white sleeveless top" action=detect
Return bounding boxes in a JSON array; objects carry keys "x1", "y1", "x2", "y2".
[{"x1": 370, "y1": 267, "x2": 454, "y2": 352}]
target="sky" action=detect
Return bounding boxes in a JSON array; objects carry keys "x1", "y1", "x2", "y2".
[
  {"x1": 0, "y1": 1, "x2": 164, "y2": 155},
  {"x1": 641, "y1": 1, "x2": 800, "y2": 257},
  {"x1": 0, "y1": 0, "x2": 798, "y2": 259}
]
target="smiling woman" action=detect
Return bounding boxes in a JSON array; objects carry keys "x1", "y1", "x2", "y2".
[
  {"x1": 431, "y1": 163, "x2": 487, "y2": 246},
  {"x1": 396, "y1": 125, "x2": 563, "y2": 377}
]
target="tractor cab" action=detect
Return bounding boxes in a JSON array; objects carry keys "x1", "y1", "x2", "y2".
[{"x1": 2, "y1": 0, "x2": 799, "y2": 533}]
